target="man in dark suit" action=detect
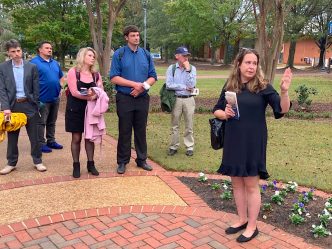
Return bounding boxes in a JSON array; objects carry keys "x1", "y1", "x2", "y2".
[{"x1": 0, "y1": 39, "x2": 47, "y2": 175}]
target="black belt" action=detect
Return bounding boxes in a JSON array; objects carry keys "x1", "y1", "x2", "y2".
[
  {"x1": 16, "y1": 98, "x2": 28, "y2": 103},
  {"x1": 176, "y1": 95, "x2": 192, "y2": 98}
]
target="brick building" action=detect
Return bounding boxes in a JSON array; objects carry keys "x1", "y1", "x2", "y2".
[{"x1": 280, "y1": 39, "x2": 331, "y2": 66}]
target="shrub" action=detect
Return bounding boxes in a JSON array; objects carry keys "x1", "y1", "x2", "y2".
[
  {"x1": 294, "y1": 84, "x2": 318, "y2": 110},
  {"x1": 312, "y1": 224, "x2": 332, "y2": 238},
  {"x1": 0, "y1": 52, "x2": 6, "y2": 63},
  {"x1": 211, "y1": 183, "x2": 221, "y2": 190},
  {"x1": 220, "y1": 190, "x2": 232, "y2": 200},
  {"x1": 290, "y1": 213, "x2": 305, "y2": 225},
  {"x1": 103, "y1": 76, "x2": 115, "y2": 103},
  {"x1": 271, "y1": 191, "x2": 284, "y2": 205},
  {"x1": 262, "y1": 202, "x2": 273, "y2": 211},
  {"x1": 292, "y1": 202, "x2": 306, "y2": 215},
  {"x1": 198, "y1": 172, "x2": 208, "y2": 182}
]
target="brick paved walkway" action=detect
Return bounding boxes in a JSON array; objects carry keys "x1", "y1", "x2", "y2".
[
  {"x1": 0, "y1": 212, "x2": 295, "y2": 249},
  {"x1": 0, "y1": 114, "x2": 326, "y2": 249}
]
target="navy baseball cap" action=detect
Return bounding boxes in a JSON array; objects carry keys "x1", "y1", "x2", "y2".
[{"x1": 175, "y1": 46, "x2": 191, "y2": 55}]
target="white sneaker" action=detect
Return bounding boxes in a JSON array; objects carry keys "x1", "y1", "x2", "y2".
[
  {"x1": 34, "y1": 163, "x2": 47, "y2": 172},
  {"x1": 0, "y1": 165, "x2": 16, "y2": 175}
]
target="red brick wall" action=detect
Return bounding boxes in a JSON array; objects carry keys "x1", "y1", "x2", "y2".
[{"x1": 283, "y1": 39, "x2": 332, "y2": 65}]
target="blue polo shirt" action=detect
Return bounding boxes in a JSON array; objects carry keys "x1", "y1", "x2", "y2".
[
  {"x1": 109, "y1": 45, "x2": 157, "y2": 96},
  {"x1": 30, "y1": 55, "x2": 64, "y2": 103}
]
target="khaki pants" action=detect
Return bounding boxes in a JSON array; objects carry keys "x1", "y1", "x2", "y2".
[{"x1": 169, "y1": 97, "x2": 195, "y2": 151}]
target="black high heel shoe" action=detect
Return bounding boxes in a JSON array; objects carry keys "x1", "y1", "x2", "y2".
[
  {"x1": 225, "y1": 222, "x2": 248, "y2": 234},
  {"x1": 236, "y1": 227, "x2": 259, "y2": 243}
]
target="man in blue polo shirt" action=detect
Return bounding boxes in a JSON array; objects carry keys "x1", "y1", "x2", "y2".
[
  {"x1": 31, "y1": 41, "x2": 64, "y2": 153},
  {"x1": 110, "y1": 25, "x2": 157, "y2": 174}
]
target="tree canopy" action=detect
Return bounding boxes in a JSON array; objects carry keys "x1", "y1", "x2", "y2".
[
  {"x1": 2, "y1": 0, "x2": 331, "y2": 79},
  {"x1": 2, "y1": 0, "x2": 91, "y2": 66}
]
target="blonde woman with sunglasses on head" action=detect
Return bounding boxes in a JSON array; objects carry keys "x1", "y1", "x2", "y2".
[
  {"x1": 213, "y1": 48, "x2": 292, "y2": 243},
  {"x1": 65, "y1": 47, "x2": 104, "y2": 178}
]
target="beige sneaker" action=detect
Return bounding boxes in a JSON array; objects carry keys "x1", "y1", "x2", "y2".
[
  {"x1": 0, "y1": 165, "x2": 16, "y2": 175},
  {"x1": 34, "y1": 163, "x2": 47, "y2": 172}
]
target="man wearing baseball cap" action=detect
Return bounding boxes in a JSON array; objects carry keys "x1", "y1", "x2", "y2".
[{"x1": 165, "y1": 46, "x2": 197, "y2": 157}]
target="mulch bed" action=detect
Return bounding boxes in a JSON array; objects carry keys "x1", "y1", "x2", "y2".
[{"x1": 179, "y1": 177, "x2": 332, "y2": 249}]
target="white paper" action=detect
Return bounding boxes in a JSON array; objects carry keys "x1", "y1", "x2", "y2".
[
  {"x1": 225, "y1": 91, "x2": 240, "y2": 119},
  {"x1": 191, "y1": 88, "x2": 199, "y2": 96}
]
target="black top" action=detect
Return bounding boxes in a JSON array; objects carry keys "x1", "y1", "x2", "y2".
[
  {"x1": 213, "y1": 83, "x2": 285, "y2": 179},
  {"x1": 65, "y1": 80, "x2": 96, "y2": 133}
]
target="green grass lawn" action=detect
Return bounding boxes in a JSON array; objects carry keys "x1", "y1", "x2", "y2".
[
  {"x1": 274, "y1": 76, "x2": 332, "y2": 103},
  {"x1": 148, "y1": 78, "x2": 225, "y2": 98},
  {"x1": 149, "y1": 75, "x2": 332, "y2": 103},
  {"x1": 105, "y1": 112, "x2": 332, "y2": 192},
  {"x1": 155, "y1": 66, "x2": 229, "y2": 76}
]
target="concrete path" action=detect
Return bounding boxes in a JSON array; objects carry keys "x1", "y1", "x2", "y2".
[{"x1": 0, "y1": 112, "x2": 324, "y2": 249}]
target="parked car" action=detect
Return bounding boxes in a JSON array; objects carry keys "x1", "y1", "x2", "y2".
[{"x1": 151, "y1": 53, "x2": 161, "y2": 59}]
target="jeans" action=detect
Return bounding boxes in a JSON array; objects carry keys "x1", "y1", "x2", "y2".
[{"x1": 38, "y1": 98, "x2": 60, "y2": 145}]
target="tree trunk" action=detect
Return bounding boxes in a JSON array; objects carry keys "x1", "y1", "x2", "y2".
[
  {"x1": 252, "y1": 0, "x2": 285, "y2": 84},
  {"x1": 84, "y1": 0, "x2": 127, "y2": 77},
  {"x1": 286, "y1": 39, "x2": 296, "y2": 68},
  {"x1": 223, "y1": 40, "x2": 232, "y2": 65},
  {"x1": 316, "y1": 36, "x2": 326, "y2": 68},
  {"x1": 210, "y1": 46, "x2": 215, "y2": 65},
  {"x1": 164, "y1": 45, "x2": 169, "y2": 63},
  {"x1": 232, "y1": 39, "x2": 240, "y2": 61},
  {"x1": 318, "y1": 47, "x2": 325, "y2": 68},
  {"x1": 59, "y1": 49, "x2": 66, "y2": 69}
]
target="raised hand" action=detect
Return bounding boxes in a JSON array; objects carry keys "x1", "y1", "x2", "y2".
[
  {"x1": 280, "y1": 68, "x2": 292, "y2": 92},
  {"x1": 183, "y1": 60, "x2": 190, "y2": 71}
]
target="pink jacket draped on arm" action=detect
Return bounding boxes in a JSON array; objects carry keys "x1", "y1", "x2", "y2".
[{"x1": 84, "y1": 87, "x2": 109, "y2": 143}]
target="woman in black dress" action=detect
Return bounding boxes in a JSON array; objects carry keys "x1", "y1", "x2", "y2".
[
  {"x1": 213, "y1": 48, "x2": 292, "y2": 243},
  {"x1": 65, "y1": 47, "x2": 103, "y2": 178}
]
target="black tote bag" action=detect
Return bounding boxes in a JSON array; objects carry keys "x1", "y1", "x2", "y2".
[{"x1": 209, "y1": 118, "x2": 225, "y2": 150}]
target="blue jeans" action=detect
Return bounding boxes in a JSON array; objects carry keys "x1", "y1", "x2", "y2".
[{"x1": 38, "y1": 98, "x2": 60, "y2": 145}]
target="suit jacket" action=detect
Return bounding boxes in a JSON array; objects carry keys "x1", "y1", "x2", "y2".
[{"x1": 0, "y1": 60, "x2": 39, "y2": 112}]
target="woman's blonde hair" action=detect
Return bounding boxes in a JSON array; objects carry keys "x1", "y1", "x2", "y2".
[
  {"x1": 75, "y1": 47, "x2": 97, "y2": 73},
  {"x1": 226, "y1": 48, "x2": 267, "y2": 93}
]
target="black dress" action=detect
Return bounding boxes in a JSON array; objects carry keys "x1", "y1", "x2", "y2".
[
  {"x1": 65, "y1": 80, "x2": 96, "y2": 133},
  {"x1": 213, "y1": 83, "x2": 285, "y2": 179}
]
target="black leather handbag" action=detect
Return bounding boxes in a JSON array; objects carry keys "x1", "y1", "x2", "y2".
[{"x1": 209, "y1": 118, "x2": 225, "y2": 150}]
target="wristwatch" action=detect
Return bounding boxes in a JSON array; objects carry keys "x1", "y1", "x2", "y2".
[{"x1": 143, "y1": 81, "x2": 151, "y2": 90}]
